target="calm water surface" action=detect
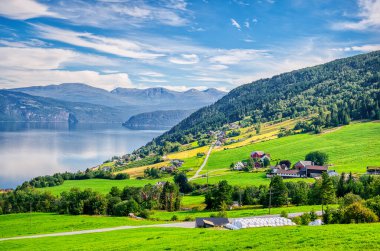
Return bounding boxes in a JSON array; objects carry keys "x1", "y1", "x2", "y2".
[{"x1": 0, "y1": 122, "x2": 164, "y2": 188}]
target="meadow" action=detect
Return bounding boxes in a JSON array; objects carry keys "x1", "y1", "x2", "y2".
[
  {"x1": 205, "y1": 122, "x2": 380, "y2": 174},
  {"x1": 0, "y1": 213, "x2": 164, "y2": 238},
  {"x1": 1, "y1": 223, "x2": 379, "y2": 250}
]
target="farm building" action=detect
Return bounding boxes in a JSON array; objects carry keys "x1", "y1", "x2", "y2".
[
  {"x1": 300, "y1": 165, "x2": 328, "y2": 178},
  {"x1": 294, "y1": 161, "x2": 314, "y2": 170},
  {"x1": 367, "y1": 166, "x2": 380, "y2": 175},
  {"x1": 195, "y1": 218, "x2": 229, "y2": 228}
]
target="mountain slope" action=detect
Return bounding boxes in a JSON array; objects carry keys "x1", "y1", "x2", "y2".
[
  {"x1": 122, "y1": 109, "x2": 195, "y2": 130},
  {"x1": 0, "y1": 90, "x2": 123, "y2": 123},
  {"x1": 138, "y1": 51, "x2": 380, "y2": 153}
]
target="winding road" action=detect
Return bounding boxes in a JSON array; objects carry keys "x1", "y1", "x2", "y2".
[{"x1": 189, "y1": 143, "x2": 214, "y2": 181}]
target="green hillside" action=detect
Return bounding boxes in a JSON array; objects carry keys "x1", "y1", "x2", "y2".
[
  {"x1": 204, "y1": 121, "x2": 380, "y2": 174},
  {"x1": 136, "y1": 51, "x2": 380, "y2": 157}
]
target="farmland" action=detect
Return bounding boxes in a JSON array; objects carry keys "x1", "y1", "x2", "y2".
[{"x1": 1, "y1": 223, "x2": 379, "y2": 250}]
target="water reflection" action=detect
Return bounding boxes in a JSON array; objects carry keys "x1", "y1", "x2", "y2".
[{"x1": 0, "y1": 122, "x2": 164, "y2": 188}]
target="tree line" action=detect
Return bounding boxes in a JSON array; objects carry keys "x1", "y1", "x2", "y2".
[{"x1": 0, "y1": 181, "x2": 181, "y2": 216}]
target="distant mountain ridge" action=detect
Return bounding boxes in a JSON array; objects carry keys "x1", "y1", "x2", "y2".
[
  {"x1": 122, "y1": 109, "x2": 195, "y2": 130},
  {"x1": 0, "y1": 90, "x2": 123, "y2": 123},
  {"x1": 4, "y1": 84, "x2": 226, "y2": 123}
]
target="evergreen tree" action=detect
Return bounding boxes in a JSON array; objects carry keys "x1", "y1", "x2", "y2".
[
  {"x1": 321, "y1": 172, "x2": 336, "y2": 212},
  {"x1": 270, "y1": 176, "x2": 288, "y2": 207}
]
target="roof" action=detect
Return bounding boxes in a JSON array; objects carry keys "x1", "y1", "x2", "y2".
[
  {"x1": 296, "y1": 161, "x2": 313, "y2": 166},
  {"x1": 251, "y1": 151, "x2": 265, "y2": 155},
  {"x1": 277, "y1": 170, "x2": 300, "y2": 175},
  {"x1": 305, "y1": 165, "x2": 328, "y2": 171},
  {"x1": 195, "y1": 218, "x2": 229, "y2": 227},
  {"x1": 367, "y1": 166, "x2": 380, "y2": 170}
]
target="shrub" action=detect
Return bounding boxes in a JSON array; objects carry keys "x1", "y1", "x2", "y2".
[
  {"x1": 184, "y1": 216, "x2": 194, "y2": 221},
  {"x1": 292, "y1": 216, "x2": 301, "y2": 225},
  {"x1": 139, "y1": 209, "x2": 152, "y2": 219},
  {"x1": 300, "y1": 212, "x2": 311, "y2": 225},
  {"x1": 309, "y1": 209, "x2": 318, "y2": 221},
  {"x1": 341, "y1": 193, "x2": 362, "y2": 207},
  {"x1": 217, "y1": 210, "x2": 228, "y2": 218},
  {"x1": 365, "y1": 195, "x2": 380, "y2": 218},
  {"x1": 343, "y1": 202, "x2": 378, "y2": 223},
  {"x1": 114, "y1": 173, "x2": 129, "y2": 180},
  {"x1": 171, "y1": 215, "x2": 178, "y2": 221},
  {"x1": 280, "y1": 210, "x2": 288, "y2": 218}
]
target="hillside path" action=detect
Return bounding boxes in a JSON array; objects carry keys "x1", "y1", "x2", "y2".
[{"x1": 189, "y1": 143, "x2": 214, "y2": 181}]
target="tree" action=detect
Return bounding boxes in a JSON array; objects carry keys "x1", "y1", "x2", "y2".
[
  {"x1": 205, "y1": 180, "x2": 233, "y2": 210},
  {"x1": 263, "y1": 158, "x2": 270, "y2": 167},
  {"x1": 174, "y1": 172, "x2": 191, "y2": 193},
  {"x1": 343, "y1": 202, "x2": 378, "y2": 223},
  {"x1": 321, "y1": 172, "x2": 336, "y2": 212},
  {"x1": 159, "y1": 182, "x2": 181, "y2": 211},
  {"x1": 270, "y1": 176, "x2": 288, "y2": 207},
  {"x1": 279, "y1": 160, "x2": 291, "y2": 168},
  {"x1": 305, "y1": 151, "x2": 329, "y2": 166}
]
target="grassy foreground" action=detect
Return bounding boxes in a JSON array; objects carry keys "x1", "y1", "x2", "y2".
[
  {"x1": 1, "y1": 223, "x2": 379, "y2": 250},
  {"x1": 0, "y1": 213, "x2": 164, "y2": 238}
]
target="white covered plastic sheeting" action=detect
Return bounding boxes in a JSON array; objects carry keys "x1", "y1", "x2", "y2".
[
  {"x1": 308, "y1": 219, "x2": 323, "y2": 226},
  {"x1": 226, "y1": 217, "x2": 296, "y2": 230}
]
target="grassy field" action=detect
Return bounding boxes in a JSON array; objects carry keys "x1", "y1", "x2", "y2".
[
  {"x1": 40, "y1": 178, "x2": 170, "y2": 195},
  {"x1": 181, "y1": 195, "x2": 206, "y2": 209},
  {"x1": 0, "y1": 213, "x2": 164, "y2": 238},
  {"x1": 206, "y1": 122, "x2": 380, "y2": 174},
  {"x1": 2, "y1": 223, "x2": 379, "y2": 250}
]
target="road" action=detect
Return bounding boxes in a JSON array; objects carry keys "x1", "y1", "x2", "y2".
[
  {"x1": 0, "y1": 211, "x2": 322, "y2": 242},
  {"x1": 189, "y1": 143, "x2": 214, "y2": 181}
]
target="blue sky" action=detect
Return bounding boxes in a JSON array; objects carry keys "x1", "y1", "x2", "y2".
[{"x1": 0, "y1": 0, "x2": 379, "y2": 91}]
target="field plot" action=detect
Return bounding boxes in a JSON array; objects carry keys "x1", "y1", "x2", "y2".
[{"x1": 1, "y1": 223, "x2": 379, "y2": 250}]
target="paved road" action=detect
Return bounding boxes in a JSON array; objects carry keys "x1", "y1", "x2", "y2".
[
  {"x1": 189, "y1": 143, "x2": 214, "y2": 181},
  {"x1": 0, "y1": 211, "x2": 323, "y2": 242}
]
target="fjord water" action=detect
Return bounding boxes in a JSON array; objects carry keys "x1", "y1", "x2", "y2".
[{"x1": 0, "y1": 122, "x2": 164, "y2": 188}]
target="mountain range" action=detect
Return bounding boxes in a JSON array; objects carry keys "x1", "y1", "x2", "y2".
[{"x1": 1, "y1": 84, "x2": 226, "y2": 124}]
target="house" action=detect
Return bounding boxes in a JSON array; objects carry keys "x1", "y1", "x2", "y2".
[
  {"x1": 195, "y1": 218, "x2": 229, "y2": 228},
  {"x1": 215, "y1": 140, "x2": 222, "y2": 146},
  {"x1": 234, "y1": 162, "x2": 245, "y2": 170},
  {"x1": 160, "y1": 166, "x2": 177, "y2": 173},
  {"x1": 155, "y1": 181, "x2": 167, "y2": 187},
  {"x1": 300, "y1": 165, "x2": 328, "y2": 178},
  {"x1": 251, "y1": 151, "x2": 265, "y2": 159},
  {"x1": 367, "y1": 166, "x2": 380, "y2": 175},
  {"x1": 276, "y1": 169, "x2": 301, "y2": 178},
  {"x1": 294, "y1": 161, "x2": 314, "y2": 170},
  {"x1": 171, "y1": 159, "x2": 184, "y2": 167}
]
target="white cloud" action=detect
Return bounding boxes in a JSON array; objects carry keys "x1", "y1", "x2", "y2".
[
  {"x1": 0, "y1": 46, "x2": 117, "y2": 70},
  {"x1": 169, "y1": 54, "x2": 199, "y2": 64},
  {"x1": 138, "y1": 77, "x2": 167, "y2": 83},
  {"x1": 245, "y1": 21, "x2": 250, "y2": 28},
  {"x1": 333, "y1": 0, "x2": 380, "y2": 30},
  {"x1": 0, "y1": 0, "x2": 62, "y2": 20},
  {"x1": 0, "y1": 69, "x2": 132, "y2": 91},
  {"x1": 34, "y1": 25, "x2": 165, "y2": 59},
  {"x1": 231, "y1": 18, "x2": 241, "y2": 30},
  {"x1": 209, "y1": 49, "x2": 268, "y2": 64},
  {"x1": 332, "y1": 44, "x2": 380, "y2": 52},
  {"x1": 208, "y1": 64, "x2": 229, "y2": 70},
  {"x1": 159, "y1": 85, "x2": 209, "y2": 92},
  {"x1": 139, "y1": 71, "x2": 165, "y2": 77},
  {"x1": 47, "y1": 0, "x2": 189, "y2": 28}
]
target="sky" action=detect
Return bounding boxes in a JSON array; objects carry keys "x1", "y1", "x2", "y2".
[{"x1": 0, "y1": 0, "x2": 379, "y2": 91}]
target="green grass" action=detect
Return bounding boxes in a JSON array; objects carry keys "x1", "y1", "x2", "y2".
[
  {"x1": 181, "y1": 195, "x2": 206, "y2": 209},
  {"x1": 2, "y1": 223, "x2": 379, "y2": 250},
  {"x1": 151, "y1": 204, "x2": 334, "y2": 221},
  {"x1": 40, "y1": 178, "x2": 170, "y2": 195},
  {"x1": 207, "y1": 122, "x2": 380, "y2": 174},
  {"x1": 0, "y1": 213, "x2": 164, "y2": 238}
]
